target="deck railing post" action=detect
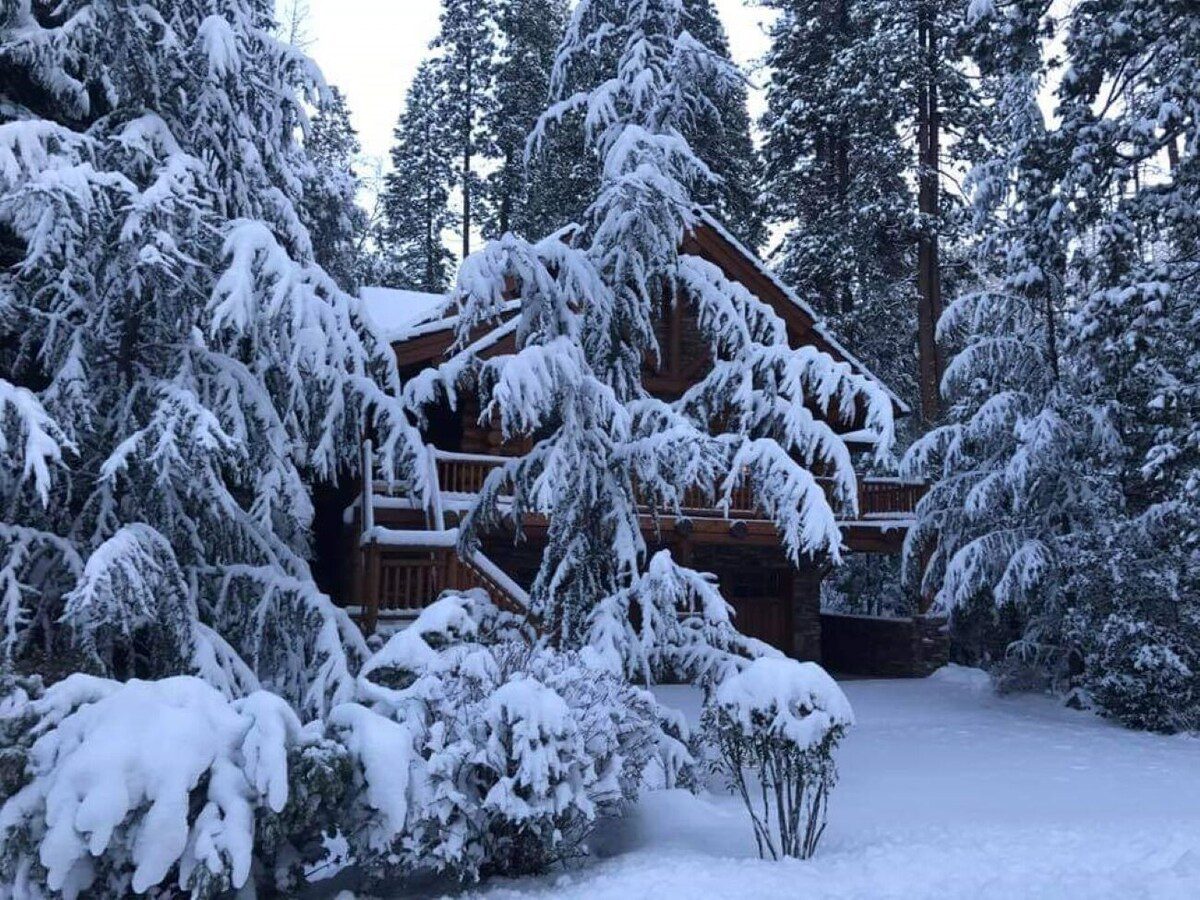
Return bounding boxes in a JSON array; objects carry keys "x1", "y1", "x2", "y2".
[
  {"x1": 360, "y1": 437, "x2": 378, "y2": 633},
  {"x1": 363, "y1": 543, "x2": 380, "y2": 634},
  {"x1": 361, "y1": 439, "x2": 375, "y2": 534}
]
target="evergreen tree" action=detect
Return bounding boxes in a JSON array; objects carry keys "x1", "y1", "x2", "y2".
[
  {"x1": 678, "y1": 0, "x2": 764, "y2": 248},
  {"x1": 526, "y1": 0, "x2": 763, "y2": 243},
  {"x1": 407, "y1": 0, "x2": 896, "y2": 675},
  {"x1": 303, "y1": 85, "x2": 368, "y2": 291},
  {"x1": 903, "y1": 0, "x2": 1100, "y2": 674},
  {"x1": 760, "y1": 0, "x2": 983, "y2": 424},
  {"x1": 1050, "y1": 0, "x2": 1200, "y2": 729},
  {"x1": 908, "y1": 0, "x2": 1200, "y2": 729},
  {"x1": 432, "y1": 0, "x2": 498, "y2": 259},
  {"x1": 759, "y1": 0, "x2": 917, "y2": 410},
  {"x1": 484, "y1": 0, "x2": 569, "y2": 240},
  {"x1": 908, "y1": 0, "x2": 981, "y2": 426},
  {"x1": 1056, "y1": 0, "x2": 1199, "y2": 524},
  {"x1": 0, "y1": 0, "x2": 420, "y2": 715},
  {"x1": 381, "y1": 60, "x2": 456, "y2": 292}
]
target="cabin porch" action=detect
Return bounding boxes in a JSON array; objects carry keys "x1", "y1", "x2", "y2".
[{"x1": 341, "y1": 445, "x2": 945, "y2": 675}]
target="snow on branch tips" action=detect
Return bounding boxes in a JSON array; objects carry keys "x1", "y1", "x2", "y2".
[
  {"x1": 703, "y1": 657, "x2": 853, "y2": 861},
  {"x1": 585, "y1": 549, "x2": 781, "y2": 687},
  {"x1": 62, "y1": 525, "x2": 258, "y2": 699},
  {"x1": 0, "y1": 676, "x2": 305, "y2": 898},
  {"x1": 0, "y1": 379, "x2": 69, "y2": 507},
  {"x1": 215, "y1": 565, "x2": 368, "y2": 720}
]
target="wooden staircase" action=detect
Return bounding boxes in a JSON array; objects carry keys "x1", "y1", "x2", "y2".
[
  {"x1": 354, "y1": 540, "x2": 529, "y2": 634},
  {"x1": 350, "y1": 441, "x2": 532, "y2": 634}
]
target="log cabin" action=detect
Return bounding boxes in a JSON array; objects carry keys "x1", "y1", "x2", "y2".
[{"x1": 328, "y1": 211, "x2": 947, "y2": 677}]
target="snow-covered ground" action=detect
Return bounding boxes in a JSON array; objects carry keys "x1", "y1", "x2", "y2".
[{"x1": 457, "y1": 667, "x2": 1200, "y2": 899}]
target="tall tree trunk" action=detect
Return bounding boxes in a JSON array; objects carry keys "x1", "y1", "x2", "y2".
[
  {"x1": 1166, "y1": 132, "x2": 1181, "y2": 173},
  {"x1": 836, "y1": 134, "x2": 852, "y2": 313},
  {"x1": 462, "y1": 39, "x2": 474, "y2": 260},
  {"x1": 828, "y1": 0, "x2": 854, "y2": 316},
  {"x1": 915, "y1": 3, "x2": 944, "y2": 426},
  {"x1": 499, "y1": 148, "x2": 513, "y2": 235}
]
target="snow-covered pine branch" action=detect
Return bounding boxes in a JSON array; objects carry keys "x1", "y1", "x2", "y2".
[
  {"x1": 585, "y1": 549, "x2": 781, "y2": 686},
  {"x1": 0, "y1": 380, "x2": 68, "y2": 508},
  {"x1": 61, "y1": 525, "x2": 258, "y2": 699},
  {"x1": 0, "y1": 0, "x2": 421, "y2": 714}
]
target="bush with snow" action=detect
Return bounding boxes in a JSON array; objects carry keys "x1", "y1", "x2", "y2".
[
  {"x1": 1081, "y1": 613, "x2": 1199, "y2": 734},
  {"x1": 702, "y1": 657, "x2": 853, "y2": 860},
  {"x1": 0, "y1": 674, "x2": 348, "y2": 899},
  {"x1": 340, "y1": 591, "x2": 687, "y2": 884},
  {"x1": 417, "y1": 669, "x2": 604, "y2": 879}
]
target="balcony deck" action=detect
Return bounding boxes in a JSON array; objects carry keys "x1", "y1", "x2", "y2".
[
  {"x1": 380, "y1": 448, "x2": 924, "y2": 530},
  {"x1": 348, "y1": 448, "x2": 925, "y2": 633}
]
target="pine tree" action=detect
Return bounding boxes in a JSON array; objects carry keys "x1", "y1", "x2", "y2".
[
  {"x1": 1049, "y1": 0, "x2": 1200, "y2": 729},
  {"x1": 759, "y1": 0, "x2": 917, "y2": 410},
  {"x1": 1055, "y1": 0, "x2": 1199, "y2": 523},
  {"x1": 408, "y1": 0, "x2": 896, "y2": 677},
  {"x1": 902, "y1": 0, "x2": 1200, "y2": 720},
  {"x1": 484, "y1": 0, "x2": 569, "y2": 240},
  {"x1": 432, "y1": 0, "x2": 498, "y2": 260},
  {"x1": 303, "y1": 85, "x2": 369, "y2": 291},
  {"x1": 0, "y1": 0, "x2": 420, "y2": 716},
  {"x1": 525, "y1": 0, "x2": 763, "y2": 243},
  {"x1": 679, "y1": 0, "x2": 763, "y2": 248},
  {"x1": 381, "y1": 60, "x2": 456, "y2": 292},
  {"x1": 902, "y1": 0, "x2": 1104, "y2": 676},
  {"x1": 760, "y1": 0, "x2": 983, "y2": 424}
]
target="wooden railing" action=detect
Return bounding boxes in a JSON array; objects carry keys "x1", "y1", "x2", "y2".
[
  {"x1": 357, "y1": 544, "x2": 528, "y2": 633},
  {"x1": 375, "y1": 551, "x2": 453, "y2": 613},
  {"x1": 411, "y1": 449, "x2": 925, "y2": 519},
  {"x1": 857, "y1": 480, "x2": 927, "y2": 517},
  {"x1": 434, "y1": 452, "x2": 502, "y2": 495}
]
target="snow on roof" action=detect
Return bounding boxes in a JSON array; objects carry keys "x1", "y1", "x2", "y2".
[
  {"x1": 693, "y1": 209, "x2": 913, "y2": 416},
  {"x1": 359, "y1": 286, "x2": 451, "y2": 342},
  {"x1": 363, "y1": 214, "x2": 911, "y2": 417}
]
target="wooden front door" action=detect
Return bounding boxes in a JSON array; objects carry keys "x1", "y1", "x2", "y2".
[{"x1": 720, "y1": 565, "x2": 794, "y2": 655}]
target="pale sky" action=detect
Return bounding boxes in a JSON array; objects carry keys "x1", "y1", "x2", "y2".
[{"x1": 305, "y1": 0, "x2": 774, "y2": 170}]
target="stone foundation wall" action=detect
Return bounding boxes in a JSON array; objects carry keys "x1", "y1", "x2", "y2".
[{"x1": 820, "y1": 612, "x2": 949, "y2": 677}]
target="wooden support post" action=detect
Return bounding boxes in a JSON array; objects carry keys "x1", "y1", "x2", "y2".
[
  {"x1": 360, "y1": 439, "x2": 375, "y2": 534},
  {"x1": 362, "y1": 543, "x2": 380, "y2": 636},
  {"x1": 917, "y1": 542, "x2": 935, "y2": 615}
]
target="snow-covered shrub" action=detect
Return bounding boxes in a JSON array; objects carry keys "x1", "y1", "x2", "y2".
[
  {"x1": 0, "y1": 674, "x2": 338, "y2": 898},
  {"x1": 1081, "y1": 613, "x2": 1199, "y2": 734},
  {"x1": 1058, "y1": 511, "x2": 1200, "y2": 733},
  {"x1": 418, "y1": 671, "x2": 604, "y2": 879},
  {"x1": 702, "y1": 658, "x2": 853, "y2": 860},
  {"x1": 254, "y1": 735, "x2": 354, "y2": 893},
  {"x1": 343, "y1": 591, "x2": 683, "y2": 883},
  {"x1": 324, "y1": 700, "x2": 426, "y2": 882}
]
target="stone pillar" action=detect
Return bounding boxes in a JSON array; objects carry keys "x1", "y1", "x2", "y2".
[
  {"x1": 791, "y1": 564, "x2": 825, "y2": 662},
  {"x1": 913, "y1": 615, "x2": 950, "y2": 675}
]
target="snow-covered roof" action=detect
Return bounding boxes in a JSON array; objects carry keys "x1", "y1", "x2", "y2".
[
  {"x1": 365, "y1": 213, "x2": 911, "y2": 417},
  {"x1": 359, "y1": 286, "x2": 451, "y2": 342}
]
